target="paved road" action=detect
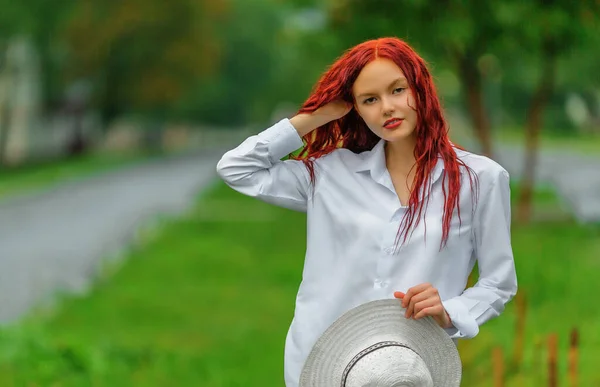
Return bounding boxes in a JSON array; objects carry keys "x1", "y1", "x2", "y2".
[{"x1": 0, "y1": 149, "x2": 226, "y2": 323}]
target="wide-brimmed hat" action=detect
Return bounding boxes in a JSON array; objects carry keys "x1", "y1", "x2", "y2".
[{"x1": 299, "y1": 299, "x2": 462, "y2": 386}]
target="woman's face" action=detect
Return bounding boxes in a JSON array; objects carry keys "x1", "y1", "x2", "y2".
[{"x1": 352, "y1": 58, "x2": 418, "y2": 143}]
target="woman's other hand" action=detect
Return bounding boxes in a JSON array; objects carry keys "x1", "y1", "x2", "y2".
[
  {"x1": 313, "y1": 100, "x2": 352, "y2": 122},
  {"x1": 394, "y1": 283, "x2": 452, "y2": 329}
]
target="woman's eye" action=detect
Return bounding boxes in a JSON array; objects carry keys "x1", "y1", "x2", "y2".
[
  {"x1": 393, "y1": 88, "x2": 405, "y2": 94},
  {"x1": 363, "y1": 97, "x2": 376, "y2": 105}
]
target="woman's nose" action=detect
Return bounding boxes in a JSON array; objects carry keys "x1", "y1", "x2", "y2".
[{"x1": 381, "y1": 96, "x2": 395, "y2": 115}]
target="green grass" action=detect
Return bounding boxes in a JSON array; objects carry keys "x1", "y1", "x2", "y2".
[
  {"x1": 0, "y1": 182, "x2": 598, "y2": 386},
  {"x1": 494, "y1": 127, "x2": 600, "y2": 155},
  {"x1": 448, "y1": 121, "x2": 600, "y2": 155},
  {"x1": 0, "y1": 151, "x2": 154, "y2": 200},
  {"x1": 459, "y1": 221, "x2": 600, "y2": 386}
]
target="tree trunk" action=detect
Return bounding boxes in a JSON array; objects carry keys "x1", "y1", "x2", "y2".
[
  {"x1": 516, "y1": 41, "x2": 557, "y2": 223},
  {"x1": 0, "y1": 49, "x2": 11, "y2": 166},
  {"x1": 457, "y1": 55, "x2": 494, "y2": 157},
  {"x1": 66, "y1": 114, "x2": 87, "y2": 157},
  {"x1": 0, "y1": 101, "x2": 10, "y2": 166}
]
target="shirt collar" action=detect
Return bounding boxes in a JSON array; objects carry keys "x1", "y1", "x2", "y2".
[{"x1": 353, "y1": 139, "x2": 446, "y2": 185}]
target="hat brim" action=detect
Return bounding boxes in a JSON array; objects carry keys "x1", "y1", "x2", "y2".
[{"x1": 299, "y1": 299, "x2": 462, "y2": 386}]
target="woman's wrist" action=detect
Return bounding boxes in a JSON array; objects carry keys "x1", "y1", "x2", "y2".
[{"x1": 444, "y1": 310, "x2": 453, "y2": 328}]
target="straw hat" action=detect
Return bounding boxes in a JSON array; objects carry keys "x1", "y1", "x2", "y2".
[{"x1": 299, "y1": 299, "x2": 462, "y2": 386}]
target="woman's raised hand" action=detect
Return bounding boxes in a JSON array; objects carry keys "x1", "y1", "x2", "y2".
[
  {"x1": 314, "y1": 100, "x2": 353, "y2": 122},
  {"x1": 290, "y1": 100, "x2": 352, "y2": 137}
]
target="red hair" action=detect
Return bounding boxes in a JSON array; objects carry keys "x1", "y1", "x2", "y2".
[{"x1": 292, "y1": 37, "x2": 477, "y2": 249}]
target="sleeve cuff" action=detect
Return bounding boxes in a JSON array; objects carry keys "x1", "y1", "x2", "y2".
[
  {"x1": 442, "y1": 297, "x2": 480, "y2": 339},
  {"x1": 258, "y1": 118, "x2": 305, "y2": 162}
]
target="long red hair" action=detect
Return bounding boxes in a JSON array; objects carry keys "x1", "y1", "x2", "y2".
[{"x1": 292, "y1": 37, "x2": 477, "y2": 249}]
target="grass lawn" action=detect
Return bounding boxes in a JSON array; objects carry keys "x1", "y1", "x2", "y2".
[
  {"x1": 0, "y1": 150, "x2": 155, "y2": 200},
  {"x1": 0, "y1": 181, "x2": 599, "y2": 386},
  {"x1": 494, "y1": 128, "x2": 600, "y2": 155},
  {"x1": 448, "y1": 121, "x2": 600, "y2": 156}
]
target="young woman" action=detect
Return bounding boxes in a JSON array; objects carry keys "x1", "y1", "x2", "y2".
[{"x1": 216, "y1": 37, "x2": 517, "y2": 386}]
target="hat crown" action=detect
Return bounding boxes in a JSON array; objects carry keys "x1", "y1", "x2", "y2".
[{"x1": 345, "y1": 344, "x2": 433, "y2": 387}]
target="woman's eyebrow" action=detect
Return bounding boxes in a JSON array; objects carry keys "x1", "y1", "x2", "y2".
[
  {"x1": 355, "y1": 77, "x2": 408, "y2": 99},
  {"x1": 391, "y1": 76, "x2": 407, "y2": 86}
]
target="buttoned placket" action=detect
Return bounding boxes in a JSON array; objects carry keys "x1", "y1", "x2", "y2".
[
  {"x1": 373, "y1": 169, "x2": 408, "y2": 291},
  {"x1": 359, "y1": 141, "x2": 444, "y2": 293}
]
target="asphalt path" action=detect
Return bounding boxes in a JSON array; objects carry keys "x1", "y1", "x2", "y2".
[{"x1": 0, "y1": 149, "x2": 226, "y2": 323}]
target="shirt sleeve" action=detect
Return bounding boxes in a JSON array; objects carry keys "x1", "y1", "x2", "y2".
[
  {"x1": 441, "y1": 167, "x2": 518, "y2": 339},
  {"x1": 215, "y1": 118, "x2": 311, "y2": 212}
]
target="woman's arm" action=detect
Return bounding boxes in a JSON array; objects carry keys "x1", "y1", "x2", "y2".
[
  {"x1": 441, "y1": 167, "x2": 518, "y2": 339},
  {"x1": 216, "y1": 102, "x2": 351, "y2": 211},
  {"x1": 216, "y1": 118, "x2": 310, "y2": 212}
]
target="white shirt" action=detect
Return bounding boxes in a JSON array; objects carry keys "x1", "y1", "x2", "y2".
[{"x1": 216, "y1": 118, "x2": 518, "y2": 387}]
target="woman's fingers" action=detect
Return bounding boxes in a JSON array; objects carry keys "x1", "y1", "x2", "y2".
[
  {"x1": 400, "y1": 283, "x2": 430, "y2": 308},
  {"x1": 395, "y1": 284, "x2": 449, "y2": 328},
  {"x1": 414, "y1": 303, "x2": 443, "y2": 320},
  {"x1": 404, "y1": 287, "x2": 436, "y2": 318}
]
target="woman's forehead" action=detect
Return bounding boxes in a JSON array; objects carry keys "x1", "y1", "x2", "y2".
[{"x1": 352, "y1": 58, "x2": 407, "y2": 96}]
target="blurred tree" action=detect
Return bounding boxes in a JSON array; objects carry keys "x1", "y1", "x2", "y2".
[
  {"x1": 0, "y1": 1, "x2": 28, "y2": 164},
  {"x1": 62, "y1": 0, "x2": 228, "y2": 126},
  {"x1": 0, "y1": 0, "x2": 74, "y2": 163},
  {"x1": 0, "y1": 0, "x2": 75, "y2": 110},
  {"x1": 0, "y1": 44, "x2": 10, "y2": 165},
  {"x1": 502, "y1": 0, "x2": 600, "y2": 223},
  {"x1": 60, "y1": 0, "x2": 298, "y2": 129},
  {"x1": 51, "y1": 0, "x2": 234, "y2": 155},
  {"x1": 173, "y1": 0, "x2": 285, "y2": 126}
]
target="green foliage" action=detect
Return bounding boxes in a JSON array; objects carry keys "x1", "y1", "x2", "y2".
[
  {"x1": 2, "y1": 0, "x2": 599, "y2": 130},
  {"x1": 324, "y1": 0, "x2": 600, "y2": 132},
  {"x1": 61, "y1": 0, "x2": 226, "y2": 122},
  {"x1": 0, "y1": 0, "x2": 74, "y2": 106},
  {"x1": 172, "y1": 0, "x2": 286, "y2": 125}
]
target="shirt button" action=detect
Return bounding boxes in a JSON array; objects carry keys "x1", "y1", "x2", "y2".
[
  {"x1": 374, "y1": 279, "x2": 389, "y2": 289},
  {"x1": 384, "y1": 247, "x2": 394, "y2": 255}
]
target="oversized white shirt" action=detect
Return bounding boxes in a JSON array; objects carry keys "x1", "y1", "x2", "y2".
[{"x1": 216, "y1": 118, "x2": 518, "y2": 387}]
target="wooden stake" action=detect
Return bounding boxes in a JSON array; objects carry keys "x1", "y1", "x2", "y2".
[
  {"x1": 533, "y1": 336, "x2": 543, "y2": 386},
  {"x1": 569, "y1": 328, "x2": 579, "y2": 387},
  {"x1": 548, "y1": 333, "x2": 558, "y2": 387},
  {"x1": 493, "y1": 346, "x2": 504, "y2": 387},
  {"x1": 512, "y1": 291, "x2": 527, "y2": 370}
]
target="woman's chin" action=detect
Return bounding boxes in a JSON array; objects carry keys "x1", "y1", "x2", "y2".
[{"x1": 382, "y1": 128, "x2": 415, "y2": 143}]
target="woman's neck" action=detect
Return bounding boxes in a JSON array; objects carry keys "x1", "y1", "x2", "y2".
[{"x1": 384, "y1": 136, "x2": 417, "y2": 176}]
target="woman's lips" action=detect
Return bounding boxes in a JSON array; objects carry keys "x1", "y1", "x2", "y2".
[{"x1": 383, "y1": 119, "x2": 403, "y2": 129}]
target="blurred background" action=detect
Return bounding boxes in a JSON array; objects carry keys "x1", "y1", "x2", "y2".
[{"x1": 0, "y1": 0, "x2": 598, "y2": 386}]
